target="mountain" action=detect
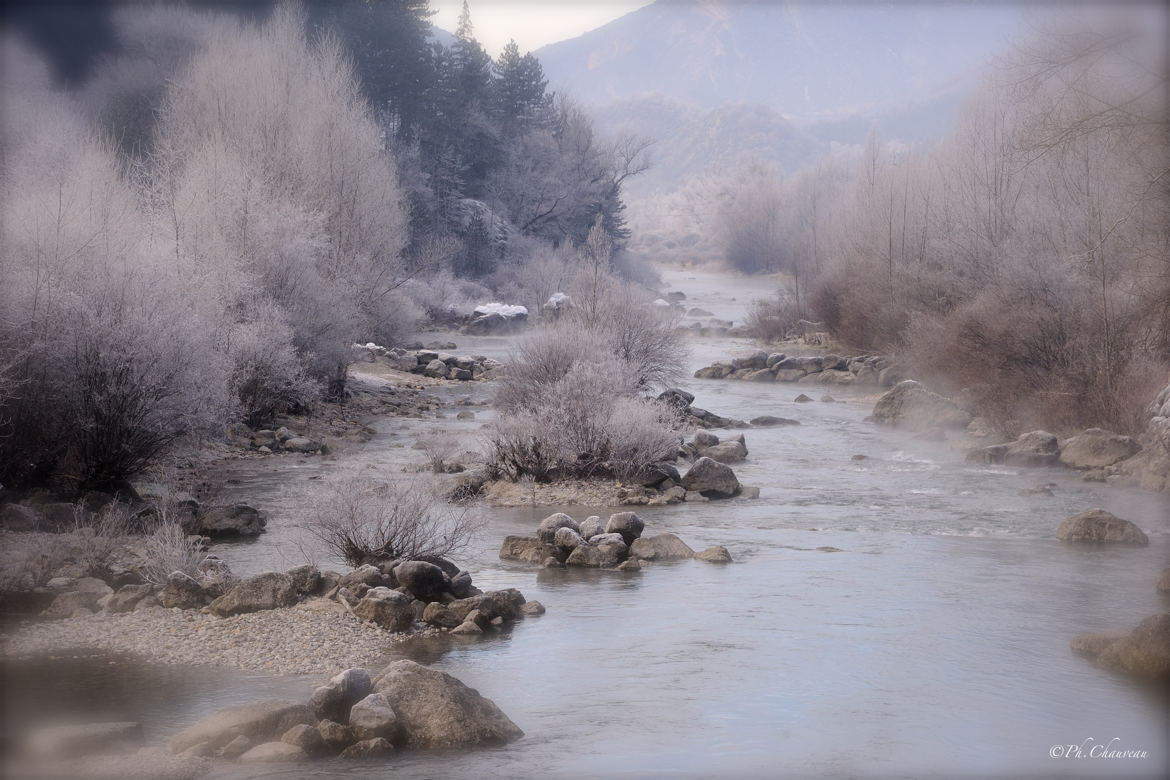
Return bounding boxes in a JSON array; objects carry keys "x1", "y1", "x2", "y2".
[{"x1": 536, "y1": 0, "x2": 1023, "y2": 123}]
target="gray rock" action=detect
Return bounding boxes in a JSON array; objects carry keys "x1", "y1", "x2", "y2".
[
  {"x1": 372, "y1": 660, "x2": 524, "y2": 748},
  {"x1": 286, "y1": 565, "x2": 321, "y2": 595},
  {"x1": 331, "y1": 668, "x2": 372, "y2": 702},
  {"x1": 339, "y1": 737, "x2": 395, "y2": 758},
  {"x1": 451, "y1": 619, "x2": 484, "y2": 635},
  {"x1": 104, "y1": 584, "x2": 153, "y2": 613},
  {"x1": 1157, "y1": 568, "x2": 1170, "y2": 593},
  {"x1": 577, "y1": 516, "x2": 605, "y2": 541},
  {"x1": 1059, "y1": 428, "x2": 1141, "y2": 469},
  {"x1": 352, "y1": 587, "x2": 416, "y2": 632},
  {"x1": 282, "y1": 437, "x2": 321, "y2": 454},
  {"x1": 965, "y1": 444, "x2": 1008, "y2": 465},
  {"x1": 168, "y1": 699, "x2": 315, "y2": 754},
  {"x1": 1003, "y1": 430, "x2": 1061, "y2": 467},
  {"x1": 566, "y1": 541, "x2": 628, "y2": 568},
  {"x1": 160, "y1": 570, "x2": 208, "y2": 612},
  {"x1": 348, "y1": 692, "x2": 399, "y2": 742},
  {"x1": 0, "y1": 503, "x2": 39, "y2": 531},
  {"x1": 423, "y1": 601, "x2": 462, "y2": 629},
  {"x1": 793, "y1": 393, "x2": 813, "y2": 402},
  {"x1": 657, "y1": 388, "x2": 695, "y2": 408},
  {"x1": 553, "y1": 526, "x2": 587, "y2": 550},
  {"x1": 629, "y1": 533, "x2": 695, "y2": 562},
  {"x1": 692, "y1": 430, "x2": 720, "y2": 449},
  {"x1": 696, "y1": 546, "x2": 733, "y2": 563},
  {"x1": 702, "y1": 440, "x2": 748, "y2": 464},
  {"x1": 199, "y1": 504, "x2": 266, "y2": 536},
  {"x1": 339, "y1": 564, "x2": 389, "y2": 592},
  {"x1": 536, "y1": 513, "x2": 580, "y2": 544},
  {"x1": 1072, "y1": 612, "x2": 1170, "y2": 681},
  {"x1": 208, "y1": 572, "x2": 298, "y2": 617},
  {"x1": 588, "y1": 533, "x2": 625, "y2": 546},
  {"x1": 871, "y1": 380, "x2": 972, "y2": 431},
  {"x1": 520, "y1": 600, "x2": 546, "y2": 616},
  {"x1": 732, "y1": 349, "x2": 769, "y2": 370},
  {"x1": 27, "y1": 721, "x2": 143, "y2": 758},
  {"x1": 1056, "y1": 509, "x2": 1149, "y2": 545},
  {"x1": 681, "y1": 457, "x2": 741, "y2": 498},
  {"x1": 219, "y1": 734, "x2": 253, "y2": 759},
  {"x1": 394, "y1": 561, "x2": 450, "y2": 600},
  {"x1": 750, "y1": 415, "x2": 799, "y2": 427},
  {"x1": 766, "y1": 352, "x2": 788, "y2": 368},
  {"x1": 423, "y1": 359, "x2": 449, "y2": 379},
  {"x1": 281, "y1": 723, "x2": 325, "y2": 756},
  {"x1": 449, "y1": 571, "x2": 474, "y2": 599},
  {"x1": 604, "y1": 512, "x2": 644, "y2": 544},
  {"x1": 632, "y1": 462, "x2": 682, "y2": 487},
  {"x1": 317, "y1": 720, "x2": 356, "y2": 753},
  {"x1": 239, "y1": 741, "x2": 306, "y2": 762}
]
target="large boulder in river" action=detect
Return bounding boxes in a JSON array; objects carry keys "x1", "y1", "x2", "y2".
[
  {"x1": 499, "y1": 535, "x2": 560, "y2": 564},
  {"x1": 566, "y1": 540, "x2": 628, "y2": 568},
  {"x1": 372, "y1": 660, "x2": 523, "y2": 749},
  {"x1": 393, "y1": 561, "x2": 450, "y2": 601},
  {"x1": 604, "y1": 512, "x2": 644, "y2": 545},
  {"x1": 703, "y1": 440, "x2": 748, "y2": 464},
  {"x1": 1059, "y1": 428, "x2": 1141, "y2": 469},
  {"x1": 168, "y1": 700, "x2": 315, "y2": 754},
  {"x1": 681, "y1": 457, "x2": 740, "y2": 498},
  {"x1": 536, "y1": 513, "x2": 580, "y2": 543},
  {"x1": 198, "y1": 504, "x2": 266, "y2": 536},
  {"x1": 1003, "y1": 430, "x2": 1060, "y2": 467},
  {"x1": 1071, "y1": 613, "x2": 1170, "y2": 681},
  {"x1": 871, "y1": 380, "x2": 972, "y2": 431},
  {"x1": 348, "y1": 693, "x2": 400, "y2": 742},
  {"x1": 629, "y1": 533, "x2": 695, "y2": 562},
  {"x1": 160, "y1": 571, "x2": 208, "y2": 610},
  {"x1": 352, "y1": 587, "x2": 416, "y2": 632},
  {"x1": 1056, "y1": 509, "x2": 1148, "y2": 545},
  {"x1": 208, "y1": 572, "x2": 298, "y2": 616}
]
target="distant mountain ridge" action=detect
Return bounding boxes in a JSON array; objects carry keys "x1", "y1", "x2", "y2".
[{"x1": 536, "y1": 0, "x2": 1022, "y2": 123}]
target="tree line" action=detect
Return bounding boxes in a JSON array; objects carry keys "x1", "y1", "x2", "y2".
[{"x1": 0, "y1": 1, "x2": 651, "y2": 493}]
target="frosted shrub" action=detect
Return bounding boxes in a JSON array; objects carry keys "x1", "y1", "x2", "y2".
[
  {"x1": 228, "y1": 301, "x2": 320, "y2": 427},
  {"x1": 301, "y1": 478, "x2": 483, "y2": 566}
]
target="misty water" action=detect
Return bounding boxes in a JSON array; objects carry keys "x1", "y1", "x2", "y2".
[{"x1": 8, "y1": 273, "x2": 1169, "y2": 778}]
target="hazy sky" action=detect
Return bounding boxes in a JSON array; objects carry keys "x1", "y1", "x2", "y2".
[{"x1": 431, "y1": 0, "x2": 653, "y2": 57}]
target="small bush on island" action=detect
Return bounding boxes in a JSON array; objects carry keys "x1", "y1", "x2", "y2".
[{"x1": 301, "y1": 478, "x2": 483, "y2": 567}]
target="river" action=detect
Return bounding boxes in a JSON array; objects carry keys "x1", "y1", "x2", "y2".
[{"x1": 5, "y1": 270, "x2": 1168, "y2": 779}]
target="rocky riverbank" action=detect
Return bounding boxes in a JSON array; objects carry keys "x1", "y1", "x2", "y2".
[{"x1": 694, "y1": 349, "x2": 902, "y2": 387}]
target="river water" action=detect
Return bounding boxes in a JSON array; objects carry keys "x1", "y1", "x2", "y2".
[{"x1": 6, "y1": 271, "x2": 1168, "y2": 779}]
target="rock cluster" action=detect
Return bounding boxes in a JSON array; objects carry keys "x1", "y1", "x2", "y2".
[
  {"x1": 500, "y1": 511, "x2": 731, "y2": 570},
  {"x1": 0, "y1": 494, "x2": 267, "y2": 538},
  {"x1": 694, "y1": 350, "x2": 901, "y2": 387},
  {"x1": 682, "y1": 430, "x2": 748, "y2": 465},
  {"x1": 655, "y1": 388, "x2": 749, "y2": 430},
  {"x1": 247, "y1": 426, "x2": 325, "y2": 455},
  {"x1": 355, "y1": 344, "x2": 502, "y2": 381},
  {"x1": 165, "y1": 661, "x2": 523, "y2": 762},
  {"x1": 871, "y1": 380, "x2": 972, "y2": 432},
  {"x1": 966, "y1": 427, "x2": 1145, "y2": 481}
]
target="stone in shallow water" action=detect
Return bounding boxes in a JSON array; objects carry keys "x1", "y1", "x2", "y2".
[
  {"x1": 1056, "y1": 509, "x2": 1148, "y2": 545},
  {"x1": 238, "y1": 741, "x2": 306, "y2": 763}
]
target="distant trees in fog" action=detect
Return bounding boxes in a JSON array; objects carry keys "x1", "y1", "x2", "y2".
[{"x1": 719, "y1": 12, "x2": 1169, "y2": 433}]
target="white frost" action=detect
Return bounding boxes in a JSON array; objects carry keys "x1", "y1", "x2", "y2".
[{"x1": 473, "y1": 302, "x2": 528, "y2": 318}]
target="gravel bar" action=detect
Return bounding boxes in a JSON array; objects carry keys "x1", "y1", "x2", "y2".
[{"x1": 0, "y1": 600, "x2": 409, "y2": 676}]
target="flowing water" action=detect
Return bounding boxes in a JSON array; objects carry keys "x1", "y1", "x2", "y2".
[{"x1": 6, "y1": 271, "x2": 1168, "y2": 778}]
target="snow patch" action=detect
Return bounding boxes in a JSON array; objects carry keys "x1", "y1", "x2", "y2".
[{"x1": 473, "y1": 302, "x2": 528, "y2": 318}]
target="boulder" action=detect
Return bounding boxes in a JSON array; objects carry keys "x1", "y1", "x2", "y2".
[
  {"x1": 449, "y1": 570, "x2": 474, "y2": 599},
  {"x1": 1059, "y1": 428, "x2": 1141, "y2": 469},
  {"x1": 696, "y1": 546, "x2": 733, "y2": 563},
  {"x1": 1003, "y1": 431, "x2": 1061, "y2": 467},
  {"x1": 604, "y1": 512, "x2": 644, "y2": 545},
  {"x1": 1072, "y1": 613, "x2": 1170, "y2": 681},
  {"x1": 352, "y1": 587, "x2": 416, "y2": 632},
  {"x1": 870, "y1": 380, "x2": 972, "y2": 431},
  {"x1": 702, "y1": 440, "x2": 748, "y2": 464},
  {"x1": 281, "y1": 723, "x2": 325, "y2": 757},
  {"x1": 793, "y1": 392, "x2": 813, "y2": 402},
  {"x1": 422, "y1": 601, "x2": 462, "y2": 629},
  {"x1": 423, "y1": 359, "x2": 449, "y2": 378},
  {"x1": 43, "y1": 581, "x2": 113, "y2": 618},
  {"x1": 198, "y1": 504, "x2": 266, "y2": 536},
  {"x1": 520, "y1": 601, "x2": 546, "y2": 617},
  {"x1": 536, "y1": 513, "x2": 580, "y2": 544},
  {"x1": 394, "y1": 561, "x2": 450, "y2": 601},
  {"x1": 694, "y1": 363, "x2": 734, "y2": 379},
  {"x1": 553, "y1": 526, "x2": 586, "y2": 550},
  {"x1": 1056, "y1": 509, "x2": 1148, "y2": 545},
  {"x1": 168, "y1": 699, "x2": 315, "y2": 754},
  {"x1": 348, "y1": 693, "x2": 400, "y2": 742},
  {"x1": 27, "y1": 721, "x2": 143, "y2": 758},
  {"x1": 339, "y1": 564, "x2": 391, "y2": 592},
  {"x1": 282, "y1": 437, "x2": 322, "y2": 454},
  {"x1": 286, "y1": 565, "x2": 321, "y2": 595},
  {"x1": 629, "y1": 533, "x2": 695, "y2": 562},
  {"x1": 104, "y1": 584, "x2": 153, "y2": 613},
  {"x1": 657, "y1": 388, "x2": 695, "y2": 408},
  {"x1": 632, "y1": 462, "x2": 682, "y2": 487},
  {"x1": 317, "y1": 720, "x2": 356, "y2": 753},
  {"x1": 208, "y1": 572, "x2": 298, "y2": 617},
  {"x1": 566, "y1": 541, "x2": 628, "y2": 568},
  {"x1": 499, "y1": 536, "x2": 559, "y2": 564},
  {"x1": 681, "y1": 457, "x2": 741, "y2": 498},
  {"x1": 577, "y1": 516, "x2": 605, "y2": 541},
  {"x1": 372, "y1": 660, "x2": 524, "y2": 748},
  {"x1": 160, "y1": 573, "x2": 208, "y2": 608},
  {"x1": 750, "y1": 416, "x2": 799, "y2": 427},
  {"x1": 239, "y1": 741, "x2": 306, "y2": 763},
  {"x1": 1159, "y1": 568, "x2": 1170, "y2": 593},
  {"x1": 965, "y1": 444, "x2": 1008, "y2": 465},
  {"x1": 692, "y1": 430, "x2": 720, "y2": 450},
  {"x1": 219, "y1": 734, "x2": 253, "y2": 759},
  {"x1": 0, "y1": 503, "x2": 38, "y2": 531},
  {"x1": 339, "y1": 737, "x2": 395, "y2": 758}
]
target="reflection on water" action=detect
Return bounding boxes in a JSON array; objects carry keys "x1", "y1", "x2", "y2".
[{"x1": 7, "y1": 273, "x2": 1169, "y2": 777}]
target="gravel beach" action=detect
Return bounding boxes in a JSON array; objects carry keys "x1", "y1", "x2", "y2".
[{"x1": 1, "y1": 599, "x2": 410, "y2": 676}]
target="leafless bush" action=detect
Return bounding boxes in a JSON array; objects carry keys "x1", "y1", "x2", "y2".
[
  {"x1": 745, "y1": 292, "x2": 809, "y2": 343},
  {"x1": 68, "y1": 503, "x2": 135, "y2": 577},
  {"x1": 418, "y1": 433, "x2": 462, "y2": 474},
  {"x1": 136, "y1": 520, "x2": 230, "y2": 588},
  {"x1": 301, "y1": 478, "x2": 483, "y2": 566}
]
